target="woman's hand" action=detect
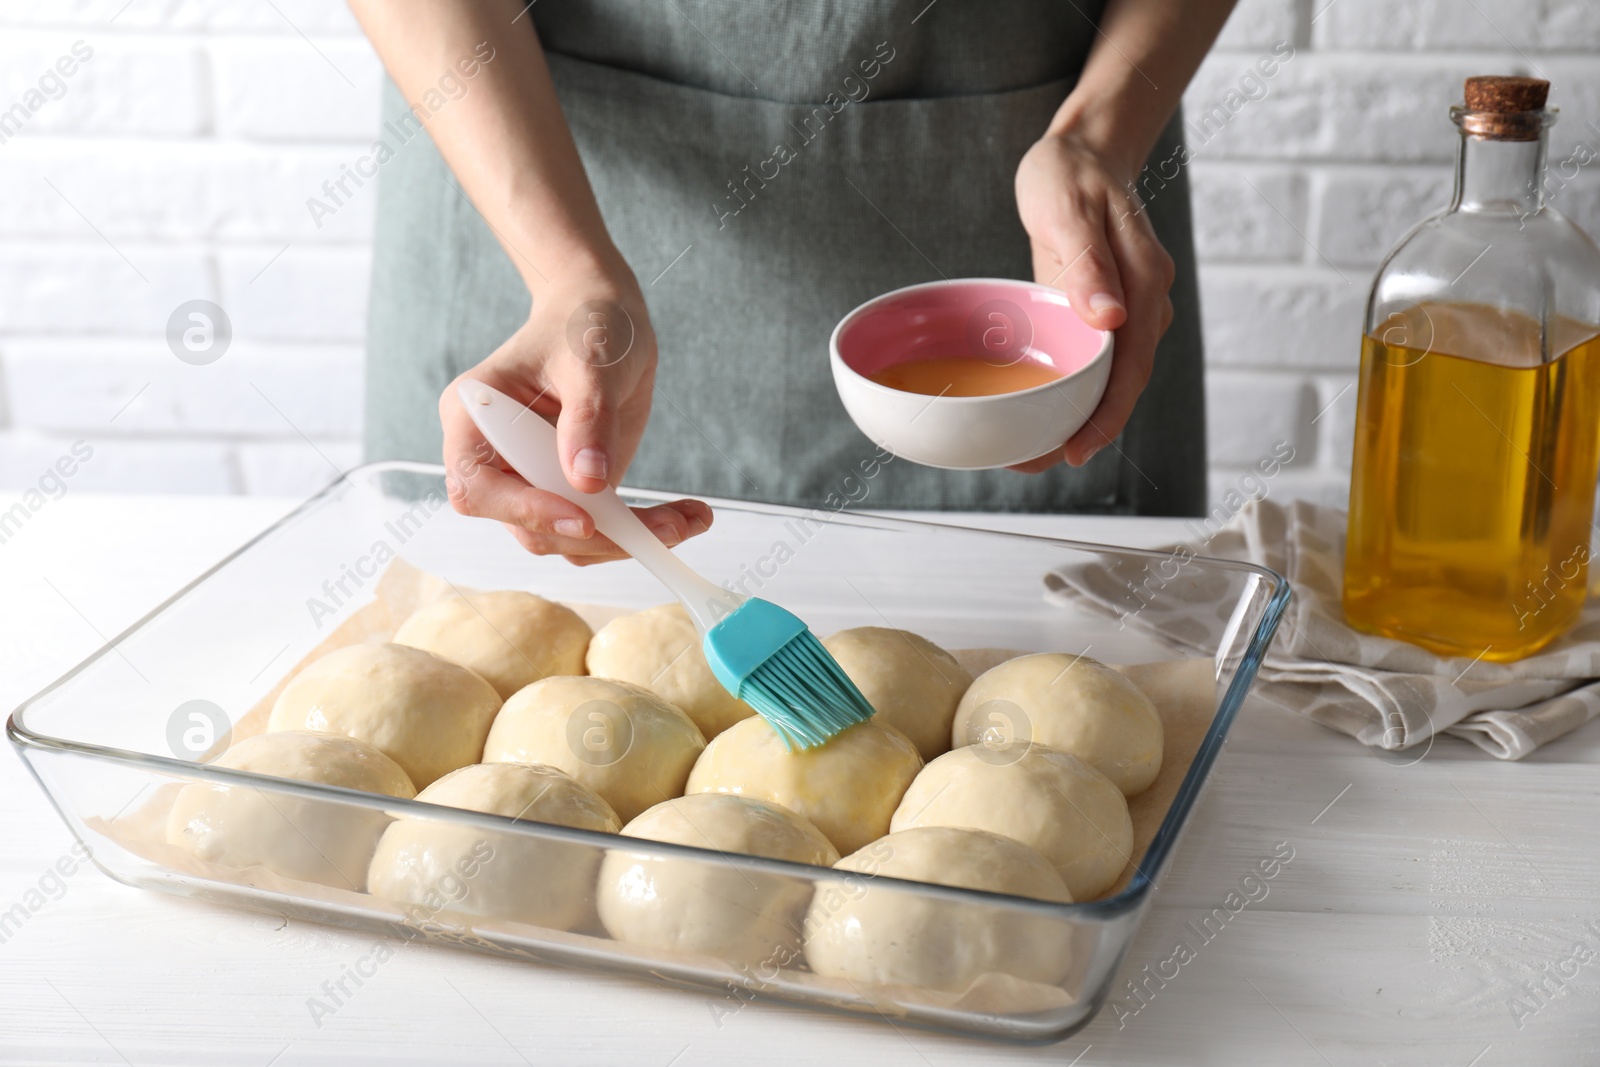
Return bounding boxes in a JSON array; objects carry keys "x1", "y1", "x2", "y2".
[
  {"x1": 348, "y1": 1, "x2": 709, "y2": 565},
  {"x1": 440, "y1": 262, "x2": 712, "y2": 565},
  {"x1": 1013, "y1": 129, "x2": 1176, "y2": 472}
]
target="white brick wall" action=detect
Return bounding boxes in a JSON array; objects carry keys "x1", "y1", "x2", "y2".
[
  {"x1": 1190, "y1": 1, "x2": 1600, "y2": 508},
  {"x1": 0, "y1": 1, "x2": 1594, "y2": 505}
]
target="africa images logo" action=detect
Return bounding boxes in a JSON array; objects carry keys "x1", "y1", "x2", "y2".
[{"x1": 711, "y1": 41, "x2": 896, "y2": 229}]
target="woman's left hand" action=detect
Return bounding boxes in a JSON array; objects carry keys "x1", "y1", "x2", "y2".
[{"x1": 1013, "y1": 129, "x2": 1176, "y2": 472}]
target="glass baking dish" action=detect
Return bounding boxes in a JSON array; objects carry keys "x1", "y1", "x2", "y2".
[{"x1": 7, "y1": 462, "x2": 1287, "y2": 1043}]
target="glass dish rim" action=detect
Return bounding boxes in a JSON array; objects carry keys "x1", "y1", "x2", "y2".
[{"x1": 6, "y1": 460, "x2": 1291, "y2": 922}]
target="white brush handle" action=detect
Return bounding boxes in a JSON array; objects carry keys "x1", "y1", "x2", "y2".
[{"x1": 455, "y1": 381, "x2": 740, "y2": 634}]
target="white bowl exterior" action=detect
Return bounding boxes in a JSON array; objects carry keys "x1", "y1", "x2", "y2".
[{"x1": 831, "y1": 334, "x2": 1113, "y2": 470}]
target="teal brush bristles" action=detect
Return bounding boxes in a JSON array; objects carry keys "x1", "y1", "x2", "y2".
[
  {"x1": 736, "y1": 631, "x2": 878, "y2": 749},
  {"x1": 702, "y1": 598, "x2": 876, "y2": 749}
]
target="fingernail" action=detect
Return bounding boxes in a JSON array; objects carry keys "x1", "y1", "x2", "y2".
[
  {"x1": 573, "y1": 448, "x2": 608, "y2": 481},
  {"x1": 553, "y1": 519, "x2": 587, "y2": 538},
  {"x1": 651, "y1": 524, "x2": 682, "y2": 547},
  {"x1": 1089, "y1": 292, "x2": 1123, "y2": 314},
  {"x1": 1081, "y1": 442, "x2": 1105, "y2": 465}
]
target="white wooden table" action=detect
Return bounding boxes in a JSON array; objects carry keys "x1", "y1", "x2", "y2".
[{"x1": 2, "y1": 494, "x2": 1596, "y2": 1066}]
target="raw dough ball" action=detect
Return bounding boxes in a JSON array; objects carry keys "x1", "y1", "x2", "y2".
[
  {"x1": 367, "y1": 762, "x2": 619, "y2": 931},
  {"x1": 822, "y1": 626, "x2": 972, "y2": 761},
  {"x1": 891, "y1": 743, "x2": 1132, "y2": 900},
  {"x1": 952, "y1": 653, "x2": 1163, "y2": 797},
  {"x1": 804, "y1": 827, "x2": 1073, "y2": 993},
  {"x1": 482, "y1": 676, "x2": 705, "y2": 823},
  {"x1": 686, "y1": 718, "x2": 922, "y2": 856},
  {"x1": 393, "y1": 590, "x2": 591, "y2": 700},
  {"x1": 267, "y1": 642, "x2": 502, "y2": 789},
  {"x1": 598, "y1": 793, "x2": 838, "y2": 964},
  {"x1": 166, "y1": 730, "x2": 415, "y2": 891},
  {"x1": 586, "y1": 603, "x2": 754, "y2": 739}
]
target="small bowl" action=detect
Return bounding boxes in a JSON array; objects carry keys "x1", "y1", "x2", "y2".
[{"x1": 830, "y1": 278, "x2": 1113, "y2": 469}]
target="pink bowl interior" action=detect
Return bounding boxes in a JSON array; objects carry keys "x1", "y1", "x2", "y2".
[{"x1": 836, "y1": 280, "x2": 1104, "y2": 380}]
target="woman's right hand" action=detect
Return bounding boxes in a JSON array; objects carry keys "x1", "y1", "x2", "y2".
[
  {"x1": 440, "y1": 263, "x2": 713, "y2": 565},
  {"x1": 348, "y1": 2, "x2": 711, "y2": 565}
]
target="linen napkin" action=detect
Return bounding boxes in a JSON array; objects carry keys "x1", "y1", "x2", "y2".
[{"x1": 1045, "y1": 497, "x2": 1600, "y2": 759}]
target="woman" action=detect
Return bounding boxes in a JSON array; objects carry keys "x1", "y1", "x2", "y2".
[{"x1": 351, "y1": 0, "x2": 1234, "y2": 562}]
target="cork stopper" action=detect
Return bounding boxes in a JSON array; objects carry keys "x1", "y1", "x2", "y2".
[
  {"x1": 1464, "y1": 76, "x2": 1549, "y2": 113},
  {"x1": 1458, "y1": 76, "x2": 1550, "y2": 141}
]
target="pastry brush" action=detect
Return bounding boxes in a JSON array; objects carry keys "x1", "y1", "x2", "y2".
[{"x1": 457, "y1": 380, "x2": 875, "y2": 749}]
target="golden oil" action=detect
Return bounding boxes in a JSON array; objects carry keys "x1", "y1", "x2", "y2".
[{"x1": 1343, "y1": 302, "x2": 1600, "y2": 661}]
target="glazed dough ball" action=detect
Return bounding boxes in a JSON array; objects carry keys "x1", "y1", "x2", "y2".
[
  {"x1": 393, "y1": 590, "x2": 591, "y2": 700},
  {"x1": 891, "y1": 743, "x2": 1132, "y2": 900},
  {"x1": 686, "y1": 718, "x2": 922, "y2": 856},
  {"x1": 804, "y1": 827, "x2": 1073, "y2": 993},
  {"x1": 952, "y1": 653, "x2": 1163, "y2": 796},
  {"x1": 822, "y1": 626, "x2": 972, "y2": 762},
  {"x1": 598, "y1": 794, "x2": 838, "y2": 964},
  {"x1": 586, "y1": 603, "x2": 754, "y2": 739},
  {"x1": 367, "y1": 762, "x2": 619, "y2": 931},
  {"x1": 267, "y1": 642, "x2": 502, "y2": 789},
  {"x1": 482, "y1": 676, "x2": 705, "y2": 823},
  {"x1": 166, "y1": 731, "x2": 415, "y2": 891}
]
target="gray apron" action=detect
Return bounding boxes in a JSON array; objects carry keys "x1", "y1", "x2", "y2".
[{"x1": 364, "y1": 0, "x2": 1206, "y2": 515}]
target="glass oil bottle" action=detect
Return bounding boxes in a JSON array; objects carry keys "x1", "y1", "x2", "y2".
[{"x1": 1344, "y1": 77, "x2": 1600, "y2": 662}]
